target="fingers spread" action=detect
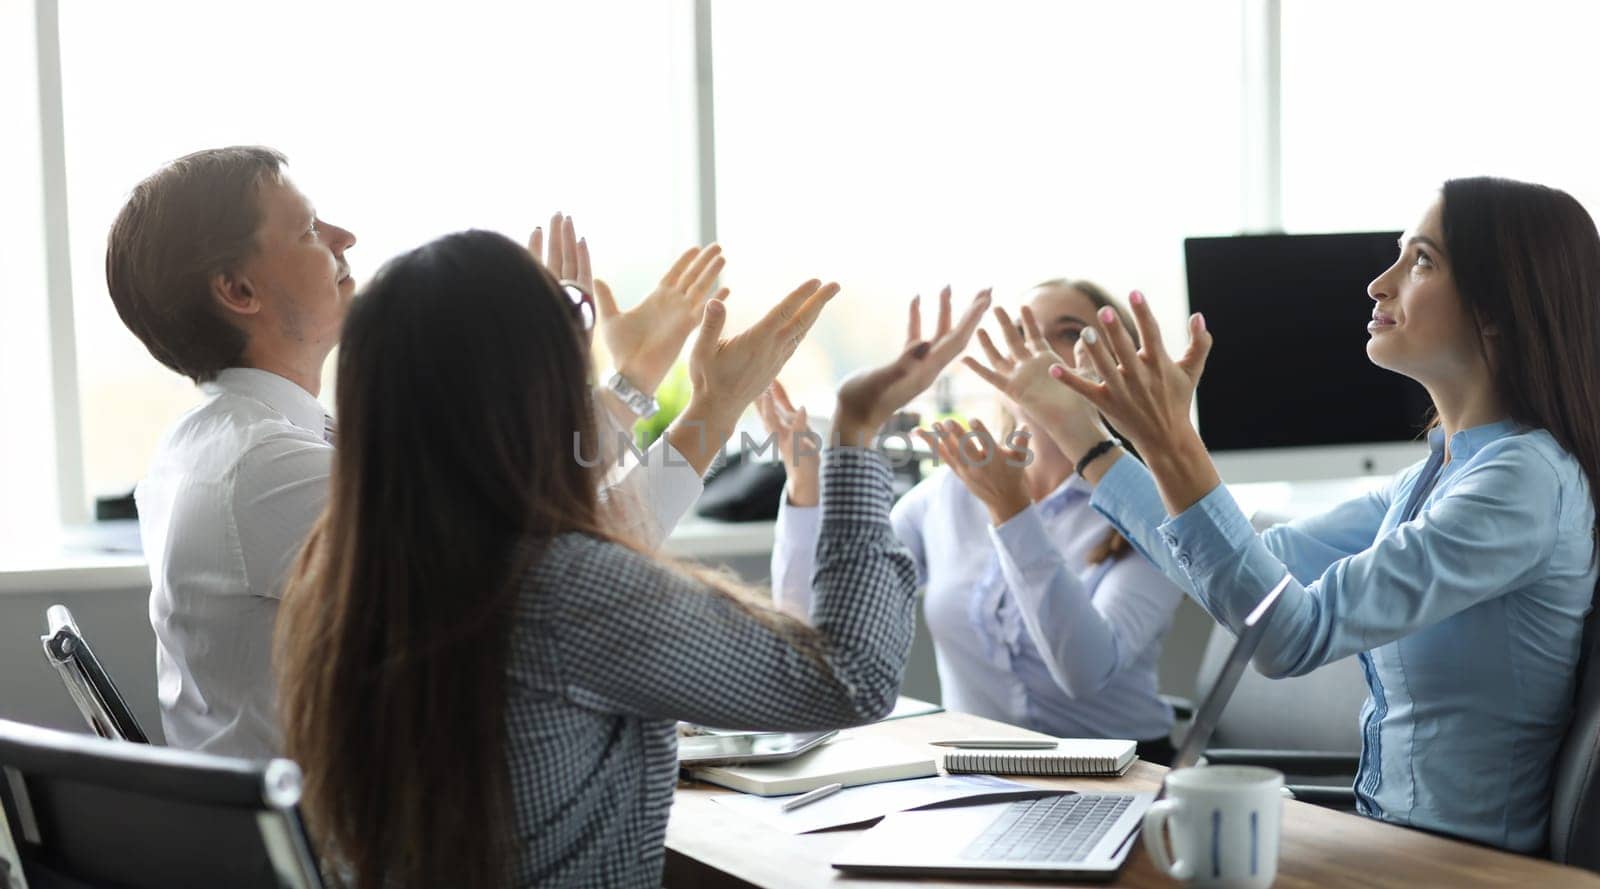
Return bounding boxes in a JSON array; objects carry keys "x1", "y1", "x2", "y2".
[
  {"x1": 689, "y1": 255, "x2": 726, "y2": 301},
  {"x1": 1128, "y1": 290, "x2": 1167, "y2": 361},
  {"x1": 1020, "y1": 304, "x2": 1050, "y2": 354},
  {"x1": 560, "y1": 216, "x2": 579, "y2": 278},
  {"x1": 994, "y1": 305, "x2": 1029, "y2": 362},
  {"x1": 907, "y1": 294, "x2": 922, "y2": 345},
  {"x1": 775, "y1": 281, "x2": 841, "y2": 345},
  {"x1": 683, "y1": 243, "x2": 723, "y2": 292},
  {"x1": 954, "y1": 289, "x2": 992, "y2": 339},
  {"x1": 546, "y1": 212, "x2": 564, "y2": 267},
  {"x1": 1178, "y1": 312, "x2": 1213, "y2": 381},
  {"x1": 1098, "y1": 305, "x2": 1141, "y2": 372},
  {"x1": 663, "y1": 246, "x2": 701, "y2": 285},
  {"x1": 1078, "y1": 326, "x2": 1122, "y2": 392},
  {"x1": 935, "y1": 285, "x2": 953, "y2": 338},
  {"x1": 1049, "y1": 361, "x2": 1107, "y2": 404},
  {"x1": 961, "y1": 355, "x2": 1007, "y2": 391},
  {"x1": 975, "y1": 328, "x2": 1008, "y2": 371},
  {"x1": 528, "y1": 227, "x2": 544, "y2": 262}
]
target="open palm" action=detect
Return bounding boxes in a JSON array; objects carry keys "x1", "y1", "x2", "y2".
[
  {"x1": 597, "y1": 245, "x2": 728, "y2": 394},
  {"x1": 836, "y1": 287, "x2": 992, "y2": 434}
]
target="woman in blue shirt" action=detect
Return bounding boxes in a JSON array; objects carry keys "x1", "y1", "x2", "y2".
[
  {"x1": 960, "y1": 177, "x2": 1600, "y2": 852},
  {"x1": 763, "y1": 281, "x2": 1186, "y2": 762}
]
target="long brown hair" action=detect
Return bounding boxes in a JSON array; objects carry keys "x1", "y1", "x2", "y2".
[
  {"x1": 1440, "y1": 177, "x2": 1600, "y2": 578},
  {"x1": 275, "y1": 231, "x2": 818, "y2": 887},
  {"x1": 276, "y1": 231, "x2": 610, "y2": 887}
]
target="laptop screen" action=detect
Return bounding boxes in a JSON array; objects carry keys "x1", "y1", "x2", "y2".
[{"x1": 1168, "y1": 572, "x2": 1295, "y2": 772}]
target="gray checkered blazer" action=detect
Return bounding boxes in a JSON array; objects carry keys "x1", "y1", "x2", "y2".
[{"x1": 504, "y1": 448, "x2": 918, "y2": 887}]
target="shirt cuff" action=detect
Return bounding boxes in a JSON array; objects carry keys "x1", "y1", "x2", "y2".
[
  {"x1": 774, "y1": 494, "x2": 823, "y2": 550},
  {"x1": 988, "y1": 503, "x2": 1055, "y2": 586},
  {"x1": 1156, "y1": 482, "x2": 1255, "y2": 579},
  {"x1": 642, "y1": 436, "x2": 706, "y2": 535},
  {"x1": 1089, "y1": 455, "x2": 1174, "y2": 568}
]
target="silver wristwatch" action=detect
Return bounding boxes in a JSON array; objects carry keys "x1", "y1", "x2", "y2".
[{"x1": 605, "y1": 370, "x2": 660, "y2": 420}]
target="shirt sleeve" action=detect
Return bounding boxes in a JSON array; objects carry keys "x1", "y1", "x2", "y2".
[
  {"x1": 599, "y1": 435, "x2": 705, "y2": 550},
  {"x1": 989, "y1": 505, "x2": 1183, "y2": 698},
  {"x1": 771, "y1": 473, "x2": 933, "y2": 622},
  {"x1": 232, "y1": 430, "x2": 333, "y2": 599},
  {"x1": 1158, "y1": 445, "x2": 1563, "y2": 678},
  {"x1": 1089, "y1": 455, "x2": 1198, "y2": 597},
  {"x1": 544, "y1": 447, "x2": 920, "y2": 730},
  {"x1": 1258, "y1": 483, "x2": 1394, "y2": 584},
  {"x1": 770, "y1": 497, "x2": 823, "y2": 619}
]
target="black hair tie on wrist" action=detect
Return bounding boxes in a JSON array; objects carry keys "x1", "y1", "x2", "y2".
[{"x1": 1075, "y1": 439, "x2": 1117, "y2": 477}]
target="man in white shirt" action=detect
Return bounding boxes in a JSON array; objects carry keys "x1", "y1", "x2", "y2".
[{"x1": 108, "y1": 147, "x2": 745, "y2": 756}]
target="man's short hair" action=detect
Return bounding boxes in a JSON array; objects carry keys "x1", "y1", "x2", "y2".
[{"x1": 105, "y1": 146, "x2": 287, "y2": 383}]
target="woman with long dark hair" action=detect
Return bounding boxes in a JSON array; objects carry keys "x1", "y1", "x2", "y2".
[
  {"x1": 275, "y1": 229, "x2": 977, "y2": 887},
  {"x1": 964, "y1": 177, "x2": 1600, "y2": 851}
]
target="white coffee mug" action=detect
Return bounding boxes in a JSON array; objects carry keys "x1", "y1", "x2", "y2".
[{"x1": 1142, "y1": 765, "x2": 1283, "y2": 889}]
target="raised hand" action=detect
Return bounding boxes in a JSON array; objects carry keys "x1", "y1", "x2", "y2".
[
  {"x1": 917, "y1": 419, "x2": 1034, "y2": 525},
  {"x1": 596, "y1": 245, "x2": 729, "y2": 395},
  {"x1": 1051, "y1": 291, "x2": 1212, "y2": 459},
  {"x1": 754, "y1": 380, "x2": 820, "y2": 506},
  {"x1": 668, "y1": 279, "x2": 840, "y2": 475},
  {"x1": 1050, "y1": 290, "x2": 1220, "y2": 512},
  {"x1": 833, "y1": 287, "x2": 992, "y2": 446},
  {"x1": 962, "y1": 303, "x2": 1109, "y2": 462},
  {"x1": 528, "y1": 212, "x2": 592, "y2": 294}
]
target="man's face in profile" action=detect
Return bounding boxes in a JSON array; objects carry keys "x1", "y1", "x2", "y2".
[{"x1": 231, "y1": 174, "x2": 358, "y2": 347}]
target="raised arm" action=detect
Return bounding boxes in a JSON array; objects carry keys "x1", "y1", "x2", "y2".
[
  {"x1": 1149, "y1": 444, "x2": 1563, "y2": 677},
  {"x1": 543, "y1": 448, "x2": 918, "y2": 729},
  {"x1": 922, "y1": 419, "x2": 1181, "y2": 698},
  {"x1": 762, "y1": 286, "x2": 987, "y2": 616}
]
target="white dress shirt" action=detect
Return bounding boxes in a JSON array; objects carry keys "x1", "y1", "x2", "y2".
[
  {"x1": 773, "y1": 467, "x2": 1181, "y2": 741},
  {"x1": 138, "y1": 368, "x2": 703, "y2": 757}
]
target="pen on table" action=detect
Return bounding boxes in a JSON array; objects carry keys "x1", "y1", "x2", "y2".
[
  {"x1": 928, "y1": 739, "x2": 1059, "y2": 749},
  {"x1": 782, "y1": 782, "x2": 843, "y2": 812}
]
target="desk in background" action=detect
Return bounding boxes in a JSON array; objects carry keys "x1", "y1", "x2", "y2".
[{"x1": 667, "y1": 709, "x2": 1600, "y2": 888}]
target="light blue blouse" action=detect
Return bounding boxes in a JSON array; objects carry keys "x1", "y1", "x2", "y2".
[
  {"x1": 1091, "y1": 420, "x2": 1596, "y2": 852},
  {"x1": 774, "y1": 467, "x2": 1183, "y2": 742}
]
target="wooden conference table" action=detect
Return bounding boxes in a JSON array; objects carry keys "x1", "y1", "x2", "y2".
[{"x1": 666, "y1": 709, "x2": 1600, "y2": 888}]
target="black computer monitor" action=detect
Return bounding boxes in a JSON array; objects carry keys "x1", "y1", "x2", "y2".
[{"x1": 1184, "y1": 232, "x2": 1433, "y2": 480}]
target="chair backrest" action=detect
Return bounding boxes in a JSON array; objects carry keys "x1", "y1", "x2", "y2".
[
  {"x1": 1196, "y1": 620, "x2": 1367, "y2": 753},
  {"x1": 0, "y1": 718, "x2": 323, "y2": 888},
  {"x1": 1550, "y1": 626, "x2": 1600, "y2": 870},
  {"x1": 39, "y1": 605, "x2": 149, "y2": 743}
]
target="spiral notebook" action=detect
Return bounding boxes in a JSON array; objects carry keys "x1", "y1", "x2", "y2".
[{"x1": 941, "y1": 738, "x2": 1137, "y2": 777}]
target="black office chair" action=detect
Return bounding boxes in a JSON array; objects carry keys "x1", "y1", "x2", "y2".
[
  {"x1": 1550, "y1": 622, "x2": 1600, "y2": 871},
  {"x1": 39, "y1": 605, "x2": 149, "y2": 743},
  {"x1": 1166, "y1": 618, "x2": 1366, "y2": 810},
  {"x1": 0, "y1": 718, "x2": 324, "y2": 888}
]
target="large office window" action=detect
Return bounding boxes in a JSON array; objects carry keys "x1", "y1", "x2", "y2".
[
  {"x1": 711, "y1": 0, "x2": 1246, "y2": 414},
  {"x1": 0, "y1": 0, "x2": 59, "y2": 545},
  {"x1": 1280, "y1": 0, "x2": 1600, "y2": 233},
  {"x1": 57, "y1": 0, "x2": 700, "y2": 505}
]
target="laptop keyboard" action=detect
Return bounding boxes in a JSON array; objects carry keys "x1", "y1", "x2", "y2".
[{"x1": 962, "y1": 794, "x2": 1134, "y2": 863}]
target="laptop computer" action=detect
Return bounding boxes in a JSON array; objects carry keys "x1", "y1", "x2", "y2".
[{"x1": 831, "y1": 572, "x2": 1294, "y2": 880}]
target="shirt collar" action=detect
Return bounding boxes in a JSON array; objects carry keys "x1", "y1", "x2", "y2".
[
  {"x1": 203, "y1": 368, "x2": 327, "y2": 435},
  {"x1": 1426, "y1": 418, "x2": 1524, "y2": 463}
]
